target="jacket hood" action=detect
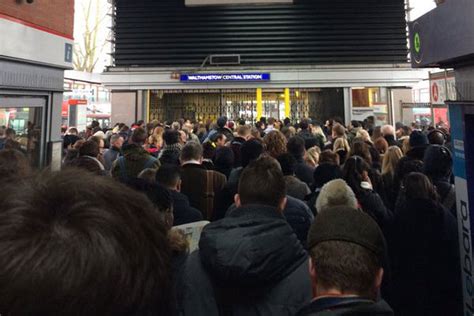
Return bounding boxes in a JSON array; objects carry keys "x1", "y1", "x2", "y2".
[
  {"x1": 199, "y1": 205, "x2": 307, "y2": 289},
  {"x1": 122, "y1": 144, "x2": 150, "y2": 161}
]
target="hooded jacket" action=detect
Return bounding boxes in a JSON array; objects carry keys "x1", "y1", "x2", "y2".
[
  {"x1": 180, "y1": 205, "x2": 311, "y2": 316},
  {"x1": 111, "y1": 143, "x2": 159, "y2": 180}
]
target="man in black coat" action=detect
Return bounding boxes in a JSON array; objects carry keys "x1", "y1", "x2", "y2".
[
  {"x1": 230, "y1": 125, "x2": 251, "y2": 168},
  {"x1": 155, "y1": 164, "x2": 203, "y2": 226},
  {"x1": 287, "y1": 136, "x2": 314, "y2": 187},
  {"x1": 296, "y1": 206, "x2": 393, "y2": 316},
  {"x1": 180, "y1": 156, "x2": 311, "y2": 315}
]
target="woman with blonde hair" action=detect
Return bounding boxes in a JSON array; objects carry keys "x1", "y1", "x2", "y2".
[
  {"x1": 311, "y1": 125, "x2": 327, "y2": 144},
  {"x1": 263, "y1": 130, "x2": 287, "y2": 158},
  {"x1": 333, "y1": 137, "x2": 350, "y2": 165},
  {"x1": 147, "y1": 126, "x2": 164, "y2": 154},
  {"x1": 304, "y1": 146, "x2": 320, "y2": 168},
  {"x1": 355, "y1": 129, "x2": 372, "y2": 144},
  {"x1": 382, "y1": 145, "x2": 404, "y2": 209}
]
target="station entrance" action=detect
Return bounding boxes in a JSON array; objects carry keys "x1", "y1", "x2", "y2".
[{"x1": 148, "y1": 88, "x2": 344, "y2": 123}]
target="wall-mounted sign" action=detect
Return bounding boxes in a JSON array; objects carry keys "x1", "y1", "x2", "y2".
[
  {"x1": 180, "y1": 73, "x2": 270, "y2": 82},
  {"x1": 430, "y1": 77, "x2": 456, "y2": 105}
]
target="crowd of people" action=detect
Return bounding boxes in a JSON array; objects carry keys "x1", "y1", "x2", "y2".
[{"x1": 0, "y1": 115, "x2": 462, "y2": 315}]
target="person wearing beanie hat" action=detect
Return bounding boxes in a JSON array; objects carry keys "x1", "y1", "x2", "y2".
[
  {"x1": 315, "y1": 179, "x2": 358, "y2": 214},
  {"x1": 406, "y1": 130, "x2": 429, "y2": 161},
  {"x1": 296, "y1": 206, "x2": 393, "y2": 316},
  {"x1": 423, "y1": 145, "x2": 456, "y2": 217}
]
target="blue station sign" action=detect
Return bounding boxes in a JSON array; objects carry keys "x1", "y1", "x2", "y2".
[{"x1": 180, "y1": 73, "x2": 270, "y2": 82}]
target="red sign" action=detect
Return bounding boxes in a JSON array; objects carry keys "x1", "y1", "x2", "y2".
[
  {"x1": 432, "y1": 82, "x2": 439, "y2": 103},
  {"x1": 61, "y1": 101, "x2": 68, "y2": 117}
]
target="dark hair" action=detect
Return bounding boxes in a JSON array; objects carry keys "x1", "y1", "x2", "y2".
[
  {"x1": 393, "y1": 157, "x2": 424, "y2": 194},
  {"x1": 131, "y1": 127, "x2": 147, "y2": 145},
  {"x1": 214, "y1": 147, "x2": 234, "y2": 172},
  {"x1": 349, "y1": 141, "x2": 372, "y2": 166},
  {"x1": 180, "y1": 142, "x2": 203, "y2": 162},
  {"x1": 63, "y1": 135, "x2": 80, "y2": 149},
  {"x1": 238, "y1": 156, "x2": 286, "y2": 207},
  {"x1": 127, "y1": 179, "x2": 173, "y2": 216},
  {"x1": 68, "y1": 156, "x2": 103, "y2": 175},
  {"x1": 163, "y1": 129, "x2": 180, "y2": 145},
  {"x1": 241, "y1": 139, "x2": 263, "y2": 167},
  {"x1": 402, "y1": 172, "x2": 438, "y2": 201},
  {"x1": 0, "y1": 149, "x2": 31, "y2": 180},
  {"x1": 310, "y1": 241, "x2": 380, "y2": 299},
  {"x1": 287, "y1": 136, "x2": 306, "y2": 158},
  {"x1": 299, "y1": 119, "x2": 309, "y2": 130},
  {"x1": 211, "y1": 133, "x2": 225, "y2": 143},
  {"x1": 423, "y1": 145, "x2": 453, "y2": 179},
  {"x1": 319, "y1": 150, "x2": 340, "y2": 166},
  {"x1": 156, "y1": 164, "x2": 181, "y2": 188},
  {"x1": 342, "y1": 156, "x2": 371, "y2": 196},
  {"x1": 0, "y1": 170, "x2": 174, "y2": 315},
  {"x1": 428, "y1": 129, "x2": 447, "y2": 145},
  {"x1": 202, "y1": 141, "x2": 216, "y2": 160},
  {"x1": 276, "y1": 153, "x2": 297, "y2": 176},
  {"x1": 313, "y1": 163, "x2": 343, "y2": 189},
  {"x1": 79, "y1": 140, "x2": 99, "y2": 157}
]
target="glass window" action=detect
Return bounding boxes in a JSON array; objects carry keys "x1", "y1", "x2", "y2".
[
  {"x1": 352, "y1": 87, "x2": 389, "y2": 125},
  {"x1": 1, "y1": 97, "x2": 45, "y2": 167}
]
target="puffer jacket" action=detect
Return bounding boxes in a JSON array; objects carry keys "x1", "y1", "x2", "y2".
[{"x1": 180, "y1": 204, "x2": 311, "y2": 316}]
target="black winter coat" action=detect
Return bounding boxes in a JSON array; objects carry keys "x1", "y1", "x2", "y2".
[
  {"x1": 294, "y1": 157, "x2": 315, "y2": 187},
  {"x1": 388, "y1": 198, "x2": 462, "y2": 316},
  {"x1": 357, "y1": 189, "x2": 393, "y2": 234},
  {"x1": 180, "y1": 205, "x2": 312, "y2": 316},
  {"x1": 284, "y1": 196, "x2": 314, "y2": 248},
  {"x1": 170, "y1": 190, "x2": 203, "y2": 226}
]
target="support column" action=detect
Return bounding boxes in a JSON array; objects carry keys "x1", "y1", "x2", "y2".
[
  {"x1": 146, "y1": 90, "x2": 151, "y2": 122},
  {"x1": 343, "y1": 87, "x2": 352, "y2": 125},
  {"x1": 256, "y1": 88, "x2": 263, "y2": 121},
  {"x1": 284, "y1": 88, "x2": 291, "y2": 119}
]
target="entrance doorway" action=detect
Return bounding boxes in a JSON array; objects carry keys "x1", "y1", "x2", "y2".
[{"x1": 148, "y1": 88, "x2": 344, "y2": 123}]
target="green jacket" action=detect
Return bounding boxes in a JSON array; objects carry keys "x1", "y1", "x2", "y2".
[{"x1": 111, "y1": 144, "x2": 160, "y2": 180}]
